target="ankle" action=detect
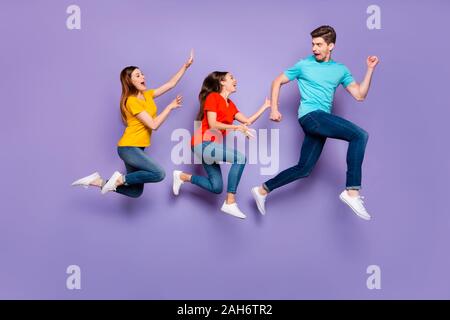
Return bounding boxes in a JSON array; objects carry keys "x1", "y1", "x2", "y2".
[
  {"x1": 180, "y1": 172, "x2": 191, "y2": 182},
  {"x1": 226, "y1": 194, "x2": 236, "y2": 204},
  {"x1": 346, "y1": 189, "x2": 360, "y2": 198},
  {"x1": 116, "y1": 175, "x2": 125, "y2": 187},
  {"x1": 259, "y1": 186, "x2": 268, "y2": 196}
]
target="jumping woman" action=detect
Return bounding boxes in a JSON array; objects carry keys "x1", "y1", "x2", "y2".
[
  {"x1": 172, "y1": 71, "x2": 270, "y2": 219},
  {"x1": 72, "y1": 51, "x2": 194, "y2": 198}
]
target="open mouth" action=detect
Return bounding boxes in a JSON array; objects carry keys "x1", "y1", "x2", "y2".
[{"x1": 141, "y1": 81, "x2": 145, "y2": 86}]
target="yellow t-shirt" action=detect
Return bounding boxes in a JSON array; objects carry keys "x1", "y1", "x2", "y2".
[{"x1": 117, "y1": 89, "x2": 158, "y2": 147}]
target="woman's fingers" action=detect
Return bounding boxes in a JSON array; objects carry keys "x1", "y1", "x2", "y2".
[
  {"x1": 185, "y1": 49, "x2": 194, "y2": 67},
  {"x1": 171, "y1": 95, "x2": 183, "y2": 108}
]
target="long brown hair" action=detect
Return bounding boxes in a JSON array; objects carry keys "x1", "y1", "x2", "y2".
[
  {"x1": 119, "y1": 66, "x2": 139, "y2": 125},
  {"x1": 196, "y1": 71, "x2": 228, "y2": 121}
]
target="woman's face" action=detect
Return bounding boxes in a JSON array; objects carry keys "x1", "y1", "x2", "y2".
[
  {"x1": 131, "y1": 68, "x2": 147, "y2": 92},
  {"x1": 221, "y1": 73, "x2": 237, "y2": 93}
]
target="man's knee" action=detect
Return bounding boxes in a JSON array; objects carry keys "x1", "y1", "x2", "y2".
[
  {"x1": 354, "y1": 128, "x2": 369, "y2": 143},
  {"x1": 361, "y1": 129, "x2": 369, "y2": 142}
]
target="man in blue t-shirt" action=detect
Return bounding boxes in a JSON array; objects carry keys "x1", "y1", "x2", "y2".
[{"x1": 252, "y1": 25, "x2": 379, "y2": 220}]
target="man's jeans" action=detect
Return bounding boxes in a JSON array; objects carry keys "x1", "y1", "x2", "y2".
[{"x1": 264, "y1": 110, "x2": 369, "y2": 192}]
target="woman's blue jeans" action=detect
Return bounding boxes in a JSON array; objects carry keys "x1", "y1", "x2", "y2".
[
  {"x1": 115, "y1": 146, "x2": 166, "y2": 198},
  {"x1": 191, "y1": 141, "x2": 247, "y2": 194}
]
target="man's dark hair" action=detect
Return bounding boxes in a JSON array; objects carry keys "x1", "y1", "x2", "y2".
[{"x1": 310, "y1": 25, "x2": 336, "y2": 44}]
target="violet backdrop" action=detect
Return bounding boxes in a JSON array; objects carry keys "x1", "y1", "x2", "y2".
[{"x1": 0, "y1": 0, "x2": 448, "y2": 299}]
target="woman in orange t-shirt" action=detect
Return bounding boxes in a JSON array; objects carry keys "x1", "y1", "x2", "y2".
[
  {"x1": 72, "y1": 51, "x2": 194, "y2": 198},
  {"x1": 173, "y1": 71, "x2": 270, "y2": 219}
]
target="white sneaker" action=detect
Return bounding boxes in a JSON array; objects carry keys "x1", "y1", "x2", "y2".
[
  {"x1": 221, "y1": 201, "x2": 246, "y2": 219},
  {"x1": 71, "y1": 172, "x2": 101, "y2": 189},
  {"x1": 251, "y1": 186, "x2": 267, "y2": 215},
  {"x1": 101, "y1": 171, "x2": 123, "y2": 195},
  {"x1": 339, "y1": 190, "x2": 371, "y2": 220},
  {"x1": 172, "y1": 170, "x2": 184, "y2": 196}
]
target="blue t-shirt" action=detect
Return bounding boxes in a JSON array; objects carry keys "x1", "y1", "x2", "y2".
[{"x1": 284, "y1": 55, "x2": 355, "y2": 118}]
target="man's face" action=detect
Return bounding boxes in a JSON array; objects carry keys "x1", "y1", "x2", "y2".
[{"x1": 312, "y1": 37, "x2": 334, "y2": 61}]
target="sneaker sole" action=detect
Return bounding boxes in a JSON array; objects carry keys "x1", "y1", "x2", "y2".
[
  {"x1": 339, "y1": 194, "x2": 371, "y2": 221},
  {"x1": 71, "y1": 173, "x2": 100, "y2": 186},
  {"x1": 172, "y1": 171, "x2": 183, "y2": 196},
  {"x1": 251, "y1": 188, "x2": 266, "y2": 215},
  {"x1": 221, "y1": 209, "x2": 246, "y2": 219}
]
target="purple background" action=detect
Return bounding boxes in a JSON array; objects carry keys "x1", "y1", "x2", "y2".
[{"x1": 1, "y1": 0, "x2": 449, "y2": 299}]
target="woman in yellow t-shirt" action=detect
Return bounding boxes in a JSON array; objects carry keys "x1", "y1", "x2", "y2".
[{"x1": 72, "y1": 51, "x2": 194, "y2": 197}]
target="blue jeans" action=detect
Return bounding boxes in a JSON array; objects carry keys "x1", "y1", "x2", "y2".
[
  {"x1": 264, "y1": 110, "x2": 369, "y2": 192},
  {"x1": 115, "y1": 147, "x2": 166, "y2": 198},
  {"x1": 191, "y1": 141, "x2": 247, "y2": 194}
]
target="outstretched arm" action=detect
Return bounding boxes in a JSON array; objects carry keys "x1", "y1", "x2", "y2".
[
  {"x1": 270, "y1": 73, "x2": 290, "y2": 122},
  {"x1": 136, "y1": 95, "x2": 183, "y2": 130},
  {"x1": 153, "y1": 50, "x2": 194, "y2": 98},
  {"x1": 207, "y1": 112, "x2": 251, "y2": 138},
  {"x1": 346, "y1": 56, "x2": 379, "y2": 101},
  {"x1": 234, "y1": 98, "x2": 271, "y2": 125},
  {"x1": 207, "y1": 111, "x2": 241, "y2": 131}
]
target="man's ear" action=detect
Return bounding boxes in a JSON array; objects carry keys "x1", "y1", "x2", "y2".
[{"x1": 329, "y1": 43, "x2": 335, "y2": 52}]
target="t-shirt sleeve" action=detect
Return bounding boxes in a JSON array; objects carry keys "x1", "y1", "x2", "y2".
[
  {"x1": 204, "y1": 93, "x2": 218, "y2": 113},
  {"x1": 126, "y1": 98, "x2": 145, "y2": 116},
  {"x1": 284, "y1": 60, "x2": 303, "y2": 81},
  {"x1": 145, "y1": 89, "x2": 155, "y2": 99},
  {"x1": 230, "y1": 101, "x2": 239, "y2": 116},
  {"x1": 341, "y1": 66, "x2": 355, "y2": 88}
]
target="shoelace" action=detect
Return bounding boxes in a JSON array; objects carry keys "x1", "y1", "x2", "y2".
[{"x1": 354, "y1": 196, "x2": 368, "y2": 212}]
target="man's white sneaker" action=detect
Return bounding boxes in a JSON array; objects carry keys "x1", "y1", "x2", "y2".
[
  {"x1": 172, "y1": 170, "x2": 184, "y2": 196},
  {"x1": 339, "y1": 190, "x2": 371, "y2": 220},
  {"x1": 251, "y1": 186, "x2": 267, "y2": 215},
  {"x1": 101, "y1": 171, "x2": 123, "y2": 195},
  {"x1": 221, "y1": 202, "x2": 246, "y2": 219},
  {"x1": 71, "y1": 172, "x2": 101, "y2": 188}
]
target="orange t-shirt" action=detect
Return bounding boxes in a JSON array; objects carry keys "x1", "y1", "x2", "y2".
[{"x1": 191, "y1": 92, "x2": 240, "y2": 146}]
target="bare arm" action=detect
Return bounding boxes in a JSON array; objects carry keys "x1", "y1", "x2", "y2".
[
  {"x1": 207, "y1": 111, "x2": 240, "y2": 131},
  {"x1": 136, "y1": 95, "x2": 182, "y2": 130},
  {"x1": 270, "y1": 73, "x2": 291, "y2": 122},
  {"x1": 345, "y1": 55, "x2": 379, "y2": 101},
  {"x1": 153, "y1": 50, "x2": 194, "y2": 98},
  {"x1": 234, "y1": 98, "x2": 271, "y2": 125},
  {"x1": 206, "y1": 111, "x2": 251, "y2": 137}
]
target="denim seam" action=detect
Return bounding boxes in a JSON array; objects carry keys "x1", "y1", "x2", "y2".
[{"x1": 268, "y1": 136, "x2": 321, "y2": 189}]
